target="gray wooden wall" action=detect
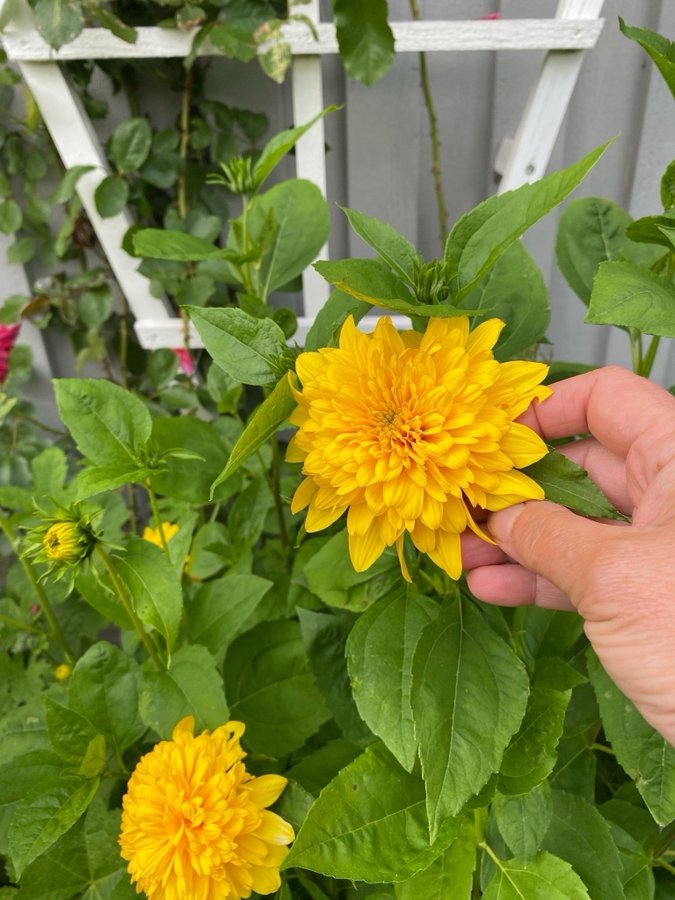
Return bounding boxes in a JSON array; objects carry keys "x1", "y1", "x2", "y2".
[{"x1": 5, "y1": 0, "x2": 674, "y2": 417}]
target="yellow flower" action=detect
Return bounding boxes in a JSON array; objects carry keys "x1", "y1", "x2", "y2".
[
  {"x1": 54, "y1": 663, "x2": 72, "y2": 681},
  {"x1": 142, "y1": 521, "x2": 179, "y2": 548},
  {"x1": 119, "y1": 716, "x2": 294, "y2": 900},
  {"x1": 43, "y1": 521, "x2": 91, "y2": 563},
  {"x1": 288, "y1": 315, "x2": 551, "y2": 580}
]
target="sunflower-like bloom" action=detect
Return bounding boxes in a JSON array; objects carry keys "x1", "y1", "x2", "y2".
[
  {"x1": 142, "y1": 521, "x2": 179, "y2": 548},
  {"x1": 119, "y1": 716, "x2": 294, "y2": 900},
  {"x1": 288, "y1": 315, "x2": 551, "y2": 580},
  {"x1": 43, "y1": 521, "x2": 94, "y2": 563}
]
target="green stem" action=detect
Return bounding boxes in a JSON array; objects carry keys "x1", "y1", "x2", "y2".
[
  {"x1": 118, "y1": 296, "x2": 129, "y2": 389},
  {"x1": 177, "y1": 62, "x2": 194, "y2": 221},
  {"x1": 628, "y1": 328, "x2": 643, "y2": 375},
  {"x1": 640, "y1": 334, "x2": 661, "y2": 378},
  {"x1": 240, "y1": 192, "x2": 255, "y2": 296},
  {"x1": 409, "y1": 0, "x2": 448, "y2": 245},
  {"x1": 14, "y1": 412, "x2": 68, "y2": 437},
  {"x1": 656, "y1": 859, "x2": 675, "y2": 876},
  {"x1": 654, "y1": 821, "x2": 675, "y2": 858},
  {"x1": 145, "y1": 481, "x2": 171, "y2": 558},
  {"x1": 95, "y1": 545, "x2": 165, "y2": 671},
  {"x1": 591, "y1": 742, "x2": 616, "y2": 757},
  {"x1": 0, "y1": 517, "x2": 75, "y2": 662},
  {"x1": 0, "y1": 612, "x2": 44, "y2": 635}
]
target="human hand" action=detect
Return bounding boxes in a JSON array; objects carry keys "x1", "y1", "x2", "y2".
[{"x1": 461, "y1": 365, "x2": 675, "y2": 745}]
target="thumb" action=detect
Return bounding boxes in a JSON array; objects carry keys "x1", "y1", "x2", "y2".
[{"x1": 487, "y1": 500, "x2": 609, "y2": 601}]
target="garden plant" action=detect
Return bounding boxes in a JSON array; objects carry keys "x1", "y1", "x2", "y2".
[{"x1": 0, "y1": 5, "x2": 674, "y2": 900}]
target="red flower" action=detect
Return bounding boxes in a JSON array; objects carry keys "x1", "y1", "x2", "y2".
[
  {"x1": 0, "y1": 323, "x2": 20, "y2": 383},
  {"x1": 172, "y1": 347, "x2": 195, "y2": 376}
]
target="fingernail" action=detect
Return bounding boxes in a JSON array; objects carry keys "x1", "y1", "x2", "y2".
[{"x1": 488, "y1": 503, "x2": 526, "y2": 542}]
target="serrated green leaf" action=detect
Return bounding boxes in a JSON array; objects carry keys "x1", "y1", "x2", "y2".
[
  {"x1": 619, "y1": 18, "x2": 675, "y2": 98},
  {"x1": 341, "y1": 207, "x2": 419, "y2": 285},
  {"x1": 494, "y1": 783, "x2": 553, "y2": 860},
  {"x1": 133, "y1": 228, "x2": 224, "y2": 260},
  {"x1": 139, "y1": 645, "x2": 228, "y2": 739},
  {"x1": 523, "y1": 449, "x2": 626, "y2": 521},
  {"x1": 483, "y1": 850, "x2": 591, "y2": 900},
  {"x1": 283, "y1": 743, "x2": 460, "y2": 882},
  {"x1": 588, "y1": 650, "x2": 675, "y2": 826},
  {"x1": 74, "y1": 464, "x2": 154, "y2": 502},
  {"x1": 304, "y1": 289, "x2": 371, "y2": 351},
  {"x1": 253, "y1": 107, "x2": 336, "y2": 191},
  {"x1": 394, "y1": 812, "x2": 478, "y2": 899},
  {"x1": 586, "y1": 260, "x2": 675, "y2": 337},
  {"x1": 53, "y1": 378, "x2": 152, "y2": 467},
  {"x1": 625, "y1": 213, "x2": 675, "y2": 247},
  {"x1": 44, "y1": 697, "x2": 98, "y2": 765},
  {"x1": 445, "y1": 141, "x2": 611, "y2": 302},
  {"x1": 661, "y1": 160, "x2": 675, "y2": 210},
  {"x1": 333, "y1": 0, "x2": 394, "y2": 85},
  {"x1": 150, "y1": 416, "x2": 231, "y2": 504},
  {"x1": 346, "y1": 588, "x2": 437, "y2": 770},
  {"x1": 0, "y1": 750, "x2": 64, "y2": 808},
  {"x1": 411, "y1": 598, "x2": 529, "y2": 841}
]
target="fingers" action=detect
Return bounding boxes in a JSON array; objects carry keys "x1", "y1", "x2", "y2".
[
  {"x1": 557, "y1": 438, "x2": 633, "y2": 515},
  {"x1": 466, "y1": 564, "x2": 575, "y2": 611}
]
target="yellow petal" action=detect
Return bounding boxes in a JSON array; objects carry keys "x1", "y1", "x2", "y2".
[
  {"x1": 295, "y1": 350, "x2": 324, "y2": 386},
  {"x1": 396, "y1": 534, "x2": 412, "y2": 583},
  {"x1": 285, "y1": 434, "x2": 306, "y2": 463},
  {"x1": 428, "y1": 530, "x2": 463, "y2": 579},
  {"x1": 465, "y1": 318, "x2": 505, "y2": 354},
  {"x1": 305, "y1": 501, "x2": 346, "y2": 531},
  {"x1": 290, "y1": 478, "x2": 317, "y2": 514},
  {"x1": 500, "y1": 422, "x2": 549, "y2": 467},
  {"x1": 347, "y1": 503, "x2": 375, "y2": 537},
  {"x1": 172, "y1": 716, "x2": 195, "y2": 739},
  {"x1": 247, "y1": 774, "x2": 288, "y2": 809},
  {"x1": 348, "y1": 521, "x2": 387, "y2": 571},
  {"x1": 256, "y1": 810, "x2": 295, "y2": 845}
]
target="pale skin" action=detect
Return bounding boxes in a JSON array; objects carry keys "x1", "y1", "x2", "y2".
[{"x1": 461, "y1": 365, "x2": 675, "y2": 746}]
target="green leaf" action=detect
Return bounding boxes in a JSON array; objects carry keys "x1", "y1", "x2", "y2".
[
  {"x1": 0, "y1": 198, "x2": 22, "y2": 234},
  {"x1": 494, "y1": 783, "x2": 553, "y2": 859},
  {"x1": 287, "y1": 740, "x2": 362, "y2": 796},
  {"x1": 209, "y1": 19, "x2": 258, "y2": 62},
  {"x1": 304, "y1": 289, "x2": 372, "y2": 351},
  {"x1": 523, "y1": 449, "x2": 627, "y2": 521},
  {"x1": 7, "y1": 235, "x2": 36, "y2": 263},
  {"x1": 498, "y1": 683, "x2": 571, "y2": 796},
  {"x1": 113, "y1": 537, "x2": 183, "y2": 654},
  {"x1": 333, "y1": 0, "x2": 394, "y2": 85},
  {"x1": 619, "y1": 18, "x2": 675, "y2": 99},
  {"x1": 411, "y1": 597, "x2": 529, "y2": 841},
  {"x1": 229, "y1": 179, "x2": 330, "y2": 295},
  {"x1": 187, "y1": 573, "x2": 273, "y2": 661},
  {"x1": 661, "y1": 160, "x2": 675, "y2": 210},
  {"x1": 625, "y1": 213, "x2": 675, "y2": 247},
  {"x1": 542, "y1": 790, "x2": 625, "y2": 900},
  {"x1": 34, "y1": 0, "x2": 84, "y2": 49},
  {"x1": 463, "y1": 241, "x2": 550, "y2": 360},
  {"x1": 445, "y1": 141, "x2": 611, "y2": 302},
  {"x1": 587, "y1": 650, "x2": 675, "y2": 826},
  {"x1": 133, "y1": 228, "x2": 224, "y2": 261},
  {"x1": 483, "y1": 850, "x2": 591, "y2": 900},
  {"x1": 298, "y1": 608, "x2": 371, "y2": 745},
  {"x1": 394, "y1": 813, "x2": 478, "y2": 899},
  {"x1": 304, "y1": 530, "x2": 400, "y2": 612},
  {"x1": 44, "y1": 697, "x2": 98, "y2": 766},
  {"x1": 139, "y1": 645, "x2": 229, "y2": 739},
  {"x1": 346, "y1": 588, "x2": 438, "y2": 770},
  {"x1": 0, "y1": 750, "x2": 64, "y2": 809},
  {"x1": 586, "y1": 260, "x2": 675, "y2": 337},
  {"x1": 9, "y1": 775, "x2": 99, "y2": 878},
  {"x1": 50, "y1": 165, "x2": 94, "y2": 204},
  {"x1": 211, "y1": 373, "x2": 295, "y2": 491},
  {"x1": 228, "y1": 476, "x2": 272, "y2": 550},
  {"x1": 253, "y1": 107, "x2": 336, "y2": 192},
  {"x1": 555, "y1": 197, "x2": 634, "y2": 305},
  {"x1": 74, "y1": 463, "x2": 154, "y2": 502},
  {"x1": 69, "y1": 642, "x2": 145, "y2": 754},
  {"x1": 150, "y1": 416, "x2": 231, "y2": 504},
  {"x1": 94, "y1": 176, "x2": 129, "y2": 218},
  {"x1": 109, "y1": 118, "x2": 152, "y2": 174},
  {"x1": 187, "y1": 306, "x2": 288, "y2": 385},
  {"x1": 53, "y1": 378, "x2": 152, "y2": 467},
  {"x1": 285, "y1": 742, "x2": 460, "y2": 881},
  {"x1": 341, "y1": 207, "x2": 419, "y2": 285},
  {"x1": 224, "y1": 620, "x2": 329, "y2": 757}
]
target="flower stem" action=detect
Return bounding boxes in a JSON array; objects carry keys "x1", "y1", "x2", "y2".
[
  {"x1": 0, "y1": 516, "x2": 75, "y2": 662},
  {"x1": 95, "y1": 545, "x2": 166, "y2": 671},
  {"x1": 409, "y1": 0, "x2": 448, "y2": 246},
  {"x1": 640, "y1": 334, "x2": 661, "y2": 378},
  {"x1": 628, "y1": 328, "x2": 643, "y2": 375},
  {"x1": 144, "y1": 481, "x2": 171, "y2": 558},
  {"x1": 177, "y1": 62, "x2": 194, "y2": 221}
]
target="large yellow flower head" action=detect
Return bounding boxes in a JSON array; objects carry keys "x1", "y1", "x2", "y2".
[
  {"x1": 119, "y1": 716, "x2": 294, "y2": 900},
  {"x1": 288, "y1": 315, "x2": 552, "y2": 580}
]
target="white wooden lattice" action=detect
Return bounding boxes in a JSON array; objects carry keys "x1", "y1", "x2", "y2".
[{"x1": 1, "y1": 0, "x2": 605, "y2": 349}]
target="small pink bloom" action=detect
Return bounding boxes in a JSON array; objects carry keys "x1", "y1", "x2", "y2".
[
  {"x1": 476, "y1": 12, "x2": 501, "y2": 20},
  {"x1": 172, "y1": 347, "x2": 195, "y2": 377},
  {"x1": 0, "y1": 323, "x2": 20, "y2": 382}
]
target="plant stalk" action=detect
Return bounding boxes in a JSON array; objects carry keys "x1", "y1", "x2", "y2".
[
  {"x1": 144, "y1": 480, "x2": 171, "y2": 558},
  {"x1": 177, "y1": 62, "x2": 194, "y2": 221}
]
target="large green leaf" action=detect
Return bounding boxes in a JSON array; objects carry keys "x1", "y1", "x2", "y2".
[
  {"x1": 34, "y1": 0, "x2": 84, "y2": 49},
  {"x1": 283, "y1": 743, "x2": 459, "y2": 882},
  {"x1": 463, "y1": 241, "x2": 550, "y2": 360},
  {"x1": 149, "y1": 416, "x2": 231, "y2": 504},
  {"x1": 304, "y1": 289, "x2": 371, "y2": 351},
  {"x1": 346, "y1": 588, "x2": 438, "y2": 771},
  {"x1": 44, "y1": 698, "x2": 98, "y2": 766},
  {"x1": 523, "y1": 449, "x2": 627, "y2": 521},
  {"x1": 186, "y1": 573, "x2": 273, "y2": 662},
  {"x1": 341, "y1": 207, "x2": 419, "y2": 285},
  {"x1": 139, "y1": 645, "x2": 229, "y2": 739},
  {"x1": 586, "y1": 260, "x2": 675, "y2": 337},
  {"x1": 483, "y1": 851, "x2": 591, "y2": 900},
  {"x1": 333, "y1": 0, "x2": 394, "y2": 85},
  {"x1": 133, "y1": 228, "x2": 225, "y2": 261},
  {"x1": 73, "y1": 463, "x2": 155, "y2": 502},
  {"x1": 619, "y1": 18, "x2": 675, "y2": 98},
  {"x1": 542, "y1": 790, "x2": 625, "y2": 900},
  {"x1": 53, "y1": 378, "x2": 151, "y2": 467},
  {"x1": 113, "y1": 537, "x2": 183, "y2": 654},
  {"x1": 394, "y1": 813, "x2": 478, "y2": 899},
  {"x1": 588, "y1": 650, "x2": 675, "y2": 826},
  {"x1": 9, "y1": 775, "x2": 99, "y2": 879},
  {"x1": 253, "y1": 108, "x2": 335, "y2": 192},
  {"x1": 445, "y1": 142, "x2": 611, "y2": 302},
  {"x1": 411, "y1": 598, "x2": 529, "y2": 840},
  {"x1": 187, "y1": 306, "x2": 288, "y2": 385},
  {"x1": 224, "y1": 620, "x2": 329, "y2": 757},
  {"x1": 493, "y1": 783, "x2": 553, "y2": 860}
]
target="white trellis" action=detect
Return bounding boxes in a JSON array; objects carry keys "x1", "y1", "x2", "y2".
[{"x1": 1, "y1": 0, "x2": 604, "y2": 349}]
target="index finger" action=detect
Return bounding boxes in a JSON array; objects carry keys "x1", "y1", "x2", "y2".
[{"x1": 519, "y1": 365, "x2": 675, "y2": 461}]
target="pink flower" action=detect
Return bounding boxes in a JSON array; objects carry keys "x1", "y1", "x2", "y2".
[
  {"x1": 172, "y1": 347, "x2": 195, "y2": 377},
  {"x1": 476, "y1": 12, "x2": 501, "y2": 19},
  {"x1": 0, "y1": 323, "x2": 20, "y2": 382}
]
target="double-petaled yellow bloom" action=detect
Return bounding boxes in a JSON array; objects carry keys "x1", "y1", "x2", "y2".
[
  {"x1": 288, "y1": 315, "x2": 551, "y2": 580},
  {"x1": 119, "y1": 717, "x2": 294, "y2": 900}
]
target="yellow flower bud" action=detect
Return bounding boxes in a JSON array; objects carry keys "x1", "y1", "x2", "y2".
[
  {"x1": 54, "y1": 663, "x2": 72, "y2": 682},
  {"x1": 43, "y1": 522, "x2": 88, "y2": 562}
]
